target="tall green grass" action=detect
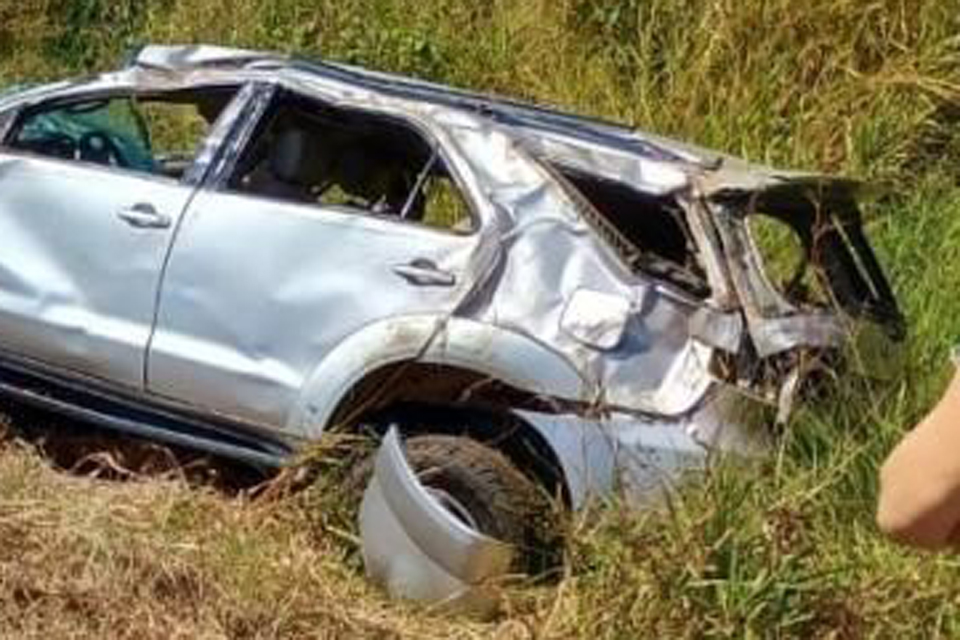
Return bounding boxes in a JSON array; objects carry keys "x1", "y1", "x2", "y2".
[{"x1": 1, "y1": 0, "x2": 960, "y2": 636}]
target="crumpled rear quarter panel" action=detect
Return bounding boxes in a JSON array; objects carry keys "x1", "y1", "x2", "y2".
[{"x1": 445, "y1": 120, "x2": 714, "y2": 415}]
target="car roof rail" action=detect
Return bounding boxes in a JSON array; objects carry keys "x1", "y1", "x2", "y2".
[{"x1": 125, "y1": 44, "x2": 287, "y2": 72}]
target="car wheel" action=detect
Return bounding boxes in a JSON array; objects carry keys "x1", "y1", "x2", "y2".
[{"x1": 352, "y1": 434, "x2": 560, "y2": 576}]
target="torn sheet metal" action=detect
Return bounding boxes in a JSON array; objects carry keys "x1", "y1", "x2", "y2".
[
  {"x1": 359, "y1": 397, "x2": 767, "y2": 607},
  {"x1": 0, "y1": 42, "x2": 904, "y2": 456},
  {"x1": 0, "y1": 44, "x2": 907, "y2": 606},
  {"x1": 512, "y1": 394, "x2": 768, "y2": 509},
  {"x1": 688, "y1": 307, "x2": 744, "y2": 353},
  {"x1": 360, "y1": 428, "x2": 513, "y2": 611}
]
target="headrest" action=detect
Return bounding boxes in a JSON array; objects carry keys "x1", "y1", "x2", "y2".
[
  {"x1": 269, "y1": 128, "x2": 309, "y2": 184},
  {"x1": 336, "y1": 144, "x2": 398, "y2": 202}
]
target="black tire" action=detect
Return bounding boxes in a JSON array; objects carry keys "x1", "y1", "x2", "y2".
[{"x1": 352, "y1": 434, "x2": 561, "y2": 576}]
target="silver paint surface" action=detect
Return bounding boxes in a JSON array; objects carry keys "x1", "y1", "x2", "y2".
[
  {"x1": 0, "y1": 156, "x2": 193, "y2": 388},
  {"x1": 0, "y1": 45, "x2": 902, "y2": 605}
]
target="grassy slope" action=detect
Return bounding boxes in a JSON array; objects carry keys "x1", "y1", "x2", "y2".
[{"x1": 1, "y1": 0, "x2": 960, "y2": 636}]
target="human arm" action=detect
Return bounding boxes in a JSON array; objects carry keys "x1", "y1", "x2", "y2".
[{"x1": 877, "y1": 366, "x2": 960, "y2": 549}]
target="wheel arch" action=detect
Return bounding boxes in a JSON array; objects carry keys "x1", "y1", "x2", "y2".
[
  {"x1": 287, "y1": 315, "x2": 590, "y2": 437},
  {"x1": 287, "y1": 315, "x2": 591, "y2": 504}
]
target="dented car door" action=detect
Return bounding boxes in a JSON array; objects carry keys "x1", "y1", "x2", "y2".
[
  {"x1": 147, "y1": 89, "x2": 485, "y2": 428},
  {"x1": 0, "y1": 96, "x2": 198, "y2": 388}
]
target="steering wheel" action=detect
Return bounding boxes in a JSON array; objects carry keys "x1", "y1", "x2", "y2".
[
  {"x1": 19, "y1": 131, "x2": 76, "y2": 160},
  {"x1": 78, "y1": 130, "x2": 128, "y2": 168}
]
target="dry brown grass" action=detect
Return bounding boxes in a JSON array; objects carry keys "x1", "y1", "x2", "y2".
[
  {"x1": 2, "y1": 0, "x2": 960, "y2": 636},
  {"x1": 0, "y1": 407, "x2": 524, "y2": 639}
]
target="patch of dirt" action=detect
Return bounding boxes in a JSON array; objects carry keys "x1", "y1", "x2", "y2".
[{"x1": 0, "y1": 400, "x2": 269, "y2": 493}]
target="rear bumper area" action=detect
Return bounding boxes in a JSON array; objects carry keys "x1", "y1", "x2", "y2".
[{"x1": 515, "y1": 389, "x2": 767, "y2": 509}]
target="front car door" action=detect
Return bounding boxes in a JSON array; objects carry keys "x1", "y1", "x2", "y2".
[{"x1": 0, "y1": 83, "x2": 244, "y2": 389}]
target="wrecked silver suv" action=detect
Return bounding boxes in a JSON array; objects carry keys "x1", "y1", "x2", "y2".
[{"x1": 0, "y1": 46, "x2": 902, "y2": 603}]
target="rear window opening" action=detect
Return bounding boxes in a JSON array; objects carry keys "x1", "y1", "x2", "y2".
[
  {"x1": 747, "y1": 213, "x2": 832, "y2": 309},
  {"x1": 557, "y1": 168, "x2": 710, "y2": 297},
  {"x1": 227, "y1": 90, "x2": 475, "y2": 232},
  {"x1": 742, "y1": 189, "x2": 904, "y2": 338}
]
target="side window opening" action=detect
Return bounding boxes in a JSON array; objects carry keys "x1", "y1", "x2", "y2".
[
  {"x1": 6, "y1": 87, "x2": 237, "y2": 180},
  {"x1": 134, "y1": 89, "x2": 235, "y2": 178},
  {"x1": 557, "y1": 168, "x2": 710, "y2": 297},
  {"x1": 227, "y1": 92, "x2": 475, "y2": 232}
]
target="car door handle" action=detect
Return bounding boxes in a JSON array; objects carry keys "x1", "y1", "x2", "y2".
[
  {"x1": 391, "y1": 259, "x2": 457, "y2": 287},
  {"x1": 116, "y1": 203, "x2": 171, "y2": 229}
]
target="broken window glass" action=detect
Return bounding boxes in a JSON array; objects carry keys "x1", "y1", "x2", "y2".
[
  {"x1": 11, "y1": 97, "x2": 155, "y2": 172},
  {"x1": 228, "y1": 92, "x2": 475, "y2": 232}
]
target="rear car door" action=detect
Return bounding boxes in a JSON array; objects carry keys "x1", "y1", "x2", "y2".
[
  {"x1": 147, "y1": 88, "x2": 484, "y2": 429},
  {"x1": 0, "y1": 85, "x2": 241, "y2": 388}
]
